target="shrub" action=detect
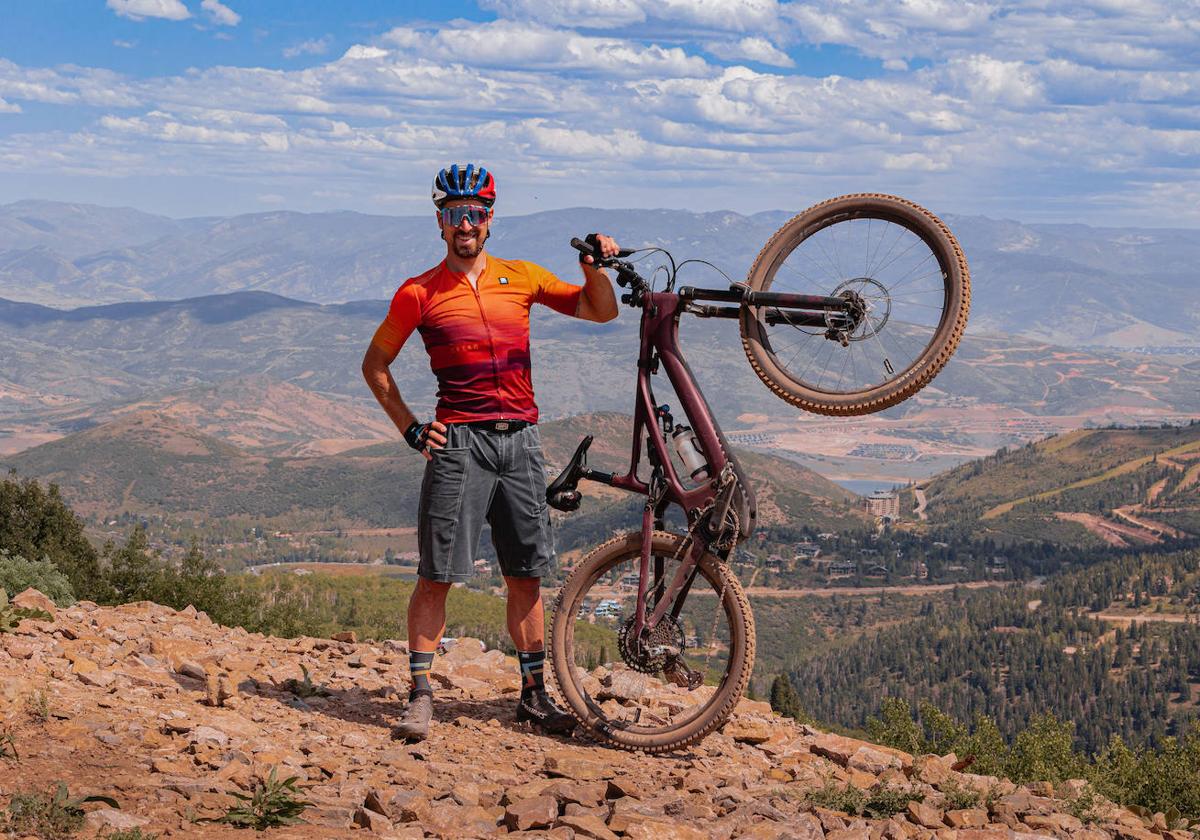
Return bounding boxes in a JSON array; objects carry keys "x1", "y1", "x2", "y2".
[
  {"x1": 1, "y1": 782, "x2": 119, "y2": 840},
  {"x1": 217, "y1": 768, "x2": 311, "y2": 829},
  {"x1": 0, "y1": 549, "x2": 75, "y2": 606}
]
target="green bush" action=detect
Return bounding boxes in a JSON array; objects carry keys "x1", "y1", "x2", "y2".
[{"x1": 0, "y1": 549, "x2": 75, "y2": 606}]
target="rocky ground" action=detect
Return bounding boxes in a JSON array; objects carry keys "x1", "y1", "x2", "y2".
[{"x1": 0, "y1": 588, "x2": 1186, "y2": 839}]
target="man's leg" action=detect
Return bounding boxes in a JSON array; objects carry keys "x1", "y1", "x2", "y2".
[
  {"x1": 505, "y1": 575, "x2": 547, "y2": 698},
  {"x1": 490, "y1": 426, "x2": 574, "y2": 734},
  {"x1": 392, "y1": 577, "x2": 450, "y2": 742},
  {"x1": 407, "y1": 577, "x2": 451, "y2": 694}
]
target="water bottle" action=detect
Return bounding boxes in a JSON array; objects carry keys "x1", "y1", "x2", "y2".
[{"x1": 671, "y1": 425, "x2": 710, "y2": 481}]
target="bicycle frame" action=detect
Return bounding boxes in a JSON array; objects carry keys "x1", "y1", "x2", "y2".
[{"x1": 580, "y1": 280, "x2": 852, "y2": 644}]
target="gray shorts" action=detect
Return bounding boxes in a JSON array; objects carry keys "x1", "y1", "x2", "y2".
[{"x1": 417, "y1": 423, "x2": 555, "y2": 583}]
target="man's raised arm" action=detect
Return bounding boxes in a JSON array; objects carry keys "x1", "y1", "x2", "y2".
[{"x1": 575, "y1": 233, "x2": 620, "y2": 323}]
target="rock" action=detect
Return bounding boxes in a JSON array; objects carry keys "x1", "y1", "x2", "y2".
[
  {"x1": 724, "y1": 718, "x2": 774, "y2": 744},
  {"x1": 596, "y1": 669, "x2": 648, "y2": 702},
  {"x1": 908, "y1": 801, "x2": 945, "y2": 829},
  {"x1": 177, "y1": 660, "x2": 207, "y2": 681},
  {"x1": 353, "y1": 804, "x2": 393, "y2": 833},
  {"x1": 84, "y1": 808, "x2": 151, "y2": 831},
  {"x1": 912, "y1": 755, "x2": 955, "y2": 785},
  {"x1": 3, "y1": 638, "x2": 38, "y2": 659},
  {"x1": 189, "y1": 725, "x2": 230, "y2": 747},
  {"x1": 332, "y1": 630, "x2": 357, "y2": 643},
  {"x1": 12, "y1": 588, "x2": 57, "y2": 614},
  {"x1": 826, "y1": 828, "x2": 871, "y2": 840},
  {"x1": 848, "y1": 746, "x2": 903, "y2": 774},
  {"x1": 558, "y1": 814, "x2": 620, "y2": 840},
  {"x1": 545, "y1": 752, "x2": 616, "y2": 781},
  {"x1": 505, "y1": 795, "x2": 559, "y2": 831},
  {"x1": 945, "y1": 809, "x2": 989, "y2": 828},
  {"x1": 78, "y1": 669, "x2": 116, "y2": 688},
  {"x1": 623, "y1": 818, "x2": 709, "y2": 839},
  {"x1": 1023, "y1": 813, "x2": 1084, "y2": 833}
]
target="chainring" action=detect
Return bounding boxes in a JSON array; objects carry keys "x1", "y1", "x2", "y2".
[{"x1": 617, "y1": 614, "x2": 687, "y2": 674}]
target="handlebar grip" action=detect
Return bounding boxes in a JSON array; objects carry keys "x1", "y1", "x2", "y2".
[{"x1": 570, "y1": 237, "x2": 596, "y2": 257}]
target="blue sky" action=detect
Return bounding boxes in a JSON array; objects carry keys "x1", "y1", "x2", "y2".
[{"x1": 1, "y1": 0, "x2": 1199, "y2": 225}]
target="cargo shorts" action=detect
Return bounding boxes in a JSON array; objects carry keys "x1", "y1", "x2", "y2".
[{"x1": 417, "y1": 423, "x2": 555, "y2": 582}]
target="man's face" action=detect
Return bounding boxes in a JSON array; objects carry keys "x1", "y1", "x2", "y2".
[{"x1": 438, "y1": 199, "x2": 492, "y2": 259}]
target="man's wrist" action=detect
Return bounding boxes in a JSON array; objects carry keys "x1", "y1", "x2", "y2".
[{"x1": 403, "y1": 420, "x2": 429, "y2": 452}]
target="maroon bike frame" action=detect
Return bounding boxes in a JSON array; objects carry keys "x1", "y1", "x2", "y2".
[{"x1": 594, "y1": 288, "x2": 758, "y2": 642}]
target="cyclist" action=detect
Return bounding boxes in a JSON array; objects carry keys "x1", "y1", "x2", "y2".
[{"x1": 361, "y1": 163, "x2": 620, "y2": 741}]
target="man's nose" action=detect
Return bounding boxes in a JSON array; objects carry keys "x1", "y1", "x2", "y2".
[{"x1": 457, "y1": 215, "x2": 474, "y2": 230}]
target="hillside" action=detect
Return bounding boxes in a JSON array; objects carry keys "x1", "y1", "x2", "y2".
[
  {"x1": 918, "y1": 424, "x2": 1200, "y2": 545},
  {"x1": 0, "y1": 412, "x2": 868, "y2": 563},
  {"x1": 4, "y1": 291, "x2": 1200, "y2": 485},
  {"x1": 0, "y1": 590, "x2": 1164, "y2": 838}
]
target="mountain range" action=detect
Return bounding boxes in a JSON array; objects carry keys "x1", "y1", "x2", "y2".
[{"x1": 4, "y1": 199, "x2": 1200, "y2": 349}]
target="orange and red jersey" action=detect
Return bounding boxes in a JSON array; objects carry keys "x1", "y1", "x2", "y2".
[{"x1": 371, "y1": 256, "x2": 583, "y2": 424}]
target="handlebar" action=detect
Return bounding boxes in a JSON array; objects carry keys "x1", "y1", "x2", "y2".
[{"x1": 570, "y1": 236, "x2": 635, "y2": 265}]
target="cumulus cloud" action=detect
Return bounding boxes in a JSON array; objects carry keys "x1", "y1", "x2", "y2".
[
  {"x1": 201, "y1": 0, "x2": 240, "y2": 26},
  {"x1": 479, "y1": 0, "x2": 782, "y2": 31},
  {"x1": 1, "y1": 2, "x2": 1198, "y2": 223},
  {"x1": 705, "y1": 37, "x2": 794, "y2": 67},
  {"x1": 283, "y1": 36, "x2": 331, "y2": 58},
  {"x1": 106, "y1": 0, "x2": 190, "y2": 22}
]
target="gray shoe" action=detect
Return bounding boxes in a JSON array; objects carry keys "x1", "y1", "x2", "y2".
[{"x1": 392, "y1": 691, "x2": 433, "y2": 741}]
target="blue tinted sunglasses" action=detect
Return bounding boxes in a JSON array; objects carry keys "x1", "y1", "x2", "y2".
[{"x1": 439, "y1": 204, "x2": 490, "y2": 228}]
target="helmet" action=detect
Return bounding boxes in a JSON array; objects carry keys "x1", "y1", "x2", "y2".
[{"x1": 431, "y1": 163, "x2": 496, "y2": 208}]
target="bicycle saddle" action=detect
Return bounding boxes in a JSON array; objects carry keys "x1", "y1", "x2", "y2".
[{"x1": 547, "y1": 435, "x2": 593, "y2": 512}]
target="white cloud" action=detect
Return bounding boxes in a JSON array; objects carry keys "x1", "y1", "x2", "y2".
[
  {"x1": 479, "y1": 0, "x2": 782, "y2": 31},
  {"x1": 705, "y1": 37, "x2": 794, "y2": 67},
  {"x1": 284, "y1": 37, "x2": 331, "y2": 58},
  {"x1": 106, "y1": 0, "x2": 190, "y2": 22},
  {"x1": 113, "y1": 39, "x2": 138, "y2": 49},
  {"x1": 2, "y1": 3, "x2": 1199, "y2": 223},
  {"x1": 201, "y1": 0, "x2": 240, "y2": 26}
]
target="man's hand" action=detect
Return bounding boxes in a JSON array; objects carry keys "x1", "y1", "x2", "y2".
[
  {"x1": 579, "y1": 232, "x2": 620, "y2": 265},
  {"x1": 404, "y1": 419, "x2": 449, "y2": 460}
]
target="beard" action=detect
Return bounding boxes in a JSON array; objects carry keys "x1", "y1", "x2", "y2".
[{"x1": 452, "y1": 231, "x2": 484, "y2": 258}]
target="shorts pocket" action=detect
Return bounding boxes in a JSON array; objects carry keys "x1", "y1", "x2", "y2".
[{"x1": 426, "y1": 447, "x2": 469, "y2": 500}]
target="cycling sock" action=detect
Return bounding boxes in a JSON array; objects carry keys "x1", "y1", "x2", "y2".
[
  {"x1": 517, "y1": 649, "x2": 546, "y2": 699},
  {"x1": 408, "y1": 650, "x2": 435, "y2": 698}
]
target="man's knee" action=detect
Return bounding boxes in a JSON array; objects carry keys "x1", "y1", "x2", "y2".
[
  {"x1": 504, "y1": 576, "x2": 541, "y2": 598},
  {"x1": 412, "y1": 578, "x2": 453, "y2": 601}
]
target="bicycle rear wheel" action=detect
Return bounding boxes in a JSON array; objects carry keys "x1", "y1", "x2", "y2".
[
  {"x1": 549, "y1": 530, "x2": 754, "y2": 752},
  {"x1": 741, "y1": 193, "x2": 970, "y2": 416}
]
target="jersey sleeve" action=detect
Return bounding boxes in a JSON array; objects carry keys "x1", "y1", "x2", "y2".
[
  {"x1": 370, "y1": 282, "x2": 422, "y2": 356},
  {"x1": 528, "y1": 261, "x2": 583, "y2": 317}
]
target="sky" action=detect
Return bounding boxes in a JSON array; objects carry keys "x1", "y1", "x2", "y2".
[{"x1": 1, "y1": 0, "x2": 1199, "y2": 225}]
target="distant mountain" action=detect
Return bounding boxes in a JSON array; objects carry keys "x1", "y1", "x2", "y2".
[
  {"x1": 917, "y1": 423, "x2": 1200, "y2": 545},
  {"x1": 3, "y1": 199, "x2": 1200, "y2": 347}
]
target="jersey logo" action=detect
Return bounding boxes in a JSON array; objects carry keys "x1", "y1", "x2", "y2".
[{"x1": 498, "y1": 276, "x2": 509, "y2": 285}]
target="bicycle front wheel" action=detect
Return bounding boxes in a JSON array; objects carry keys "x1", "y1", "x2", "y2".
[
  {"x1": 549, "y1": 530, "x2": 755, "y2": 753},
  {"x1": 741, "y1": 193, "x2": 970, "y2": 416}
]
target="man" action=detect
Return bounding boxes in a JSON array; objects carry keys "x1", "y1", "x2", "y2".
[{"x1": 361, "y1": 163, "x2": 620, "y2": 741}]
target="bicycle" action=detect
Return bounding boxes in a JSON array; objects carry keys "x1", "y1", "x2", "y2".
[{"x1": 546, "y1": 193, "x2": 970, "y2": 752}]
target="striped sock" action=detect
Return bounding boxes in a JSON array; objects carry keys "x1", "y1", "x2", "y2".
[
  {"x1": 517, "y1": 649, "x2": 546, "y2": 699},
  {"x1": 409, "y1": 650, "x2": 435, "y2": 698}
]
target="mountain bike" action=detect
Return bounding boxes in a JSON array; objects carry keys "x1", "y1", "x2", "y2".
[{"x1": 546, "y1": 194, "x2": 970, "y2": 752}]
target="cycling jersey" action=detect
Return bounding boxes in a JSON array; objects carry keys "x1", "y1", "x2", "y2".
[{"x1": 371, "y1": 257, "x2": 583, "y2": 424}]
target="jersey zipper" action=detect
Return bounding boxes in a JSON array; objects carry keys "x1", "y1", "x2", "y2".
[{"x1": 466, "y1": 270, "x2": 503, "y2": 415}]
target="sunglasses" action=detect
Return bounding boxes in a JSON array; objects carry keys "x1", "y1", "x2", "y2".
[{"x1": 439, "y1": 205, "x2": 490, "y2": 228}]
